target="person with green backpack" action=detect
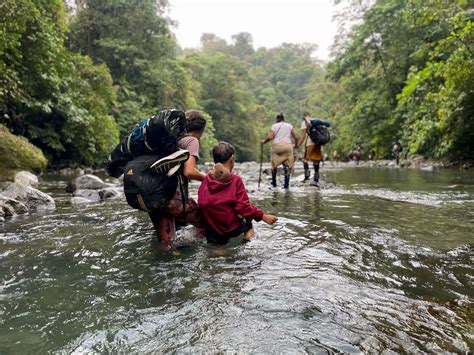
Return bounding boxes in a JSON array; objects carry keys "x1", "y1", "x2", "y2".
[{"x1": 296, "y1": 112, "x2": 331, "y2": 187}]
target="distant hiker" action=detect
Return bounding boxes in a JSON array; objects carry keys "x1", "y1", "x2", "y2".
[
  {"x1": 198, "y1": 141, "x2": 278, "y2": 244},
  {"x1": 296, "y1": 112, "x2": 331, "y2": 187},
  {"x1": 368, "y1": 149, "x2": 375, "y2": 160},
  {"x1": 260, "y1": 112, "x2": 299, "y2": 188},
  {"x1": 352, "y1": 145, "x2": 361, "y2": 165},
  {"x1": 392, "y1": 141, "x2": 402, "y2": 165},
  {"x1": 332, "y1": 150, "x2": 338, "y2": 161},
  {"x1": 148, "y1": 111, "x2": 207, "y2": 251}
]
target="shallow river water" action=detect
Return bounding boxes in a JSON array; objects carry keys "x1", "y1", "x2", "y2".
[{"x1": 1, "y1": 164, "x2": 473, "y2": 353}]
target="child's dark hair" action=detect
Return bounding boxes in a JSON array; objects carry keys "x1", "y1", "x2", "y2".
[
  {"x1": 302, "y1": 112, "x2": 311, "y2": 118},
  {"x1": 185, "y1": 110, "x2": 207, "y2": 132},
  {"x1": 212, "y1": 141, "x2": 235, "y2": 163}
]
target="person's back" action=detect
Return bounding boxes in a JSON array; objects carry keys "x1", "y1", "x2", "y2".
[
  {"x1": 271, "y1": 121, "x2": 293, "y2": 145},
  {"x1": 261, "y1": 113, "x2": 299, "y2": 189},
  {"x1": 199, "y1": 172, "x2": 255, "y2": 236},
  {"x1": 198, "y1": 141, "x2": 277, "y2": 244}
]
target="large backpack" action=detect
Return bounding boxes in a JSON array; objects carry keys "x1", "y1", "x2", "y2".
[
  {"x1": 306, "y1": 120, "x2": 331, "y2": 146},
  {"x1": 106, "y1": 109, "x2": 187, "y2": 178},
  {"x1": 123, "y1": 151, "x2": 189, "y2": 212}
]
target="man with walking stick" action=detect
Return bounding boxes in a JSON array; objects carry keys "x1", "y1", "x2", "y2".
[{"x1": 260, "y1": 113, "x2": 299, "y2": 189}]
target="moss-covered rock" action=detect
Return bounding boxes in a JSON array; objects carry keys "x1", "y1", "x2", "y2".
[{"x1": 0, "y1": 125, "x2": 47, "y2": 178}]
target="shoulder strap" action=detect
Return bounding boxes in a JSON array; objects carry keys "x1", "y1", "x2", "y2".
[{"x1": 273, "y1": 122, "x2": 284, "y2": 137}]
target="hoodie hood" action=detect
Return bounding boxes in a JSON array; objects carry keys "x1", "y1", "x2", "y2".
[{"x1": 205, "y1": 173, "x2": 235, "y2": 193}]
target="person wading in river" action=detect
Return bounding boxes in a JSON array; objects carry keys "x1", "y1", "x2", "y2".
[
  {"x1": 198, "y1": 141, "x2": 278, "y2": 244},
  {"x1": 296, "y1": 112, "x2": 330, "y2": 187},
  {"x1": 148, "y1": 111, "x2": 207, "y2": 250},
  {"x1": 260, "y1": 112, "x2": 299, "y2": 189}
]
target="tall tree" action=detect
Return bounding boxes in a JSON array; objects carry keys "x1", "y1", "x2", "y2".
[
  {"x1": 326, "y1": 0, "x2": 473, "y2": 159},
  {"x1": 0, "y1": 0, "x2": 119, "y2": 167},
  {"x1": 68, "y1": 0, "x2": 196, "y2": 133}
]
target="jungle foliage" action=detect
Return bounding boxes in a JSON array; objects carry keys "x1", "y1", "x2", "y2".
[
  {"x1": 327, "y1": 0, "x2": 474, "y2": 160},
  {"x1": 0, "y1": 0, "x2": 472, "y2": 170}
]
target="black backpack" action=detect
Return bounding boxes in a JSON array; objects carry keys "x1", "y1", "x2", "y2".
[
  {"x1": 307, "y1": 121, "x2": 331, "y2": 146},
  {"x1": 123, "y1": 155, "x2": 184, "y2": 212},
  {"x1": 106, "y1": 110, "x2": 187, "y2": 178}
]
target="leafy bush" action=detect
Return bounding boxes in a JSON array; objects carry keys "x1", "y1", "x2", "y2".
[{"x1": 0, "y1": 125, "x2": 47, "y2": 177}]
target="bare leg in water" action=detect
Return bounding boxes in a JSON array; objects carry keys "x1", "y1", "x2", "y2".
[{"x1": 148, "y1": 193, "x2": 205, "y2": 251}]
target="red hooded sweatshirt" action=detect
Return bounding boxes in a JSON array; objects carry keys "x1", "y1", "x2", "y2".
[{"x1": 198, "y1": 173, "x2": 264, "y2": 235}]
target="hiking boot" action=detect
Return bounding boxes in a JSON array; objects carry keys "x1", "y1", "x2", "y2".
[
  {"x1": 310, "y1": 180, "x2": 319, "y2": 187},
  {"x1": 150, "y1": 149, "x2": 190, "y2": 176},
  {"x1": 271, "y1": 169, "x2": 277, "y2": 187}
]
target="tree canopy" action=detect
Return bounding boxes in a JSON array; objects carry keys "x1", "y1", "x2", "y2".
[{"x1": 0, "y1": 0, "x2": 472, "y2": 170}]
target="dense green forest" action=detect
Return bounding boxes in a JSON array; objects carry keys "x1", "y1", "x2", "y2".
[{"x1": 0, "y1": 0, "x2": 473, "y2": 173}]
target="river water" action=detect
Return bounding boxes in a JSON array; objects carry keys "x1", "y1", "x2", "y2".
[{"x1": 0, "y1": 164, "x2": 473, "y2": 353}]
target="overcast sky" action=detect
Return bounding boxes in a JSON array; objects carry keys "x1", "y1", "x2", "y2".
[{"x1": 167, "y1": 0, "x2": 339, "y2": 60}]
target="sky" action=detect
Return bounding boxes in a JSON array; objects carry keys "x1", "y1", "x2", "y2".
[{"x1": 167, "y1": 0, "x2": 339, "y2": 60}]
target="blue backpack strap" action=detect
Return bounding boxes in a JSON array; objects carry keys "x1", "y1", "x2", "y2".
[{"x1": 142, "y1": 118, "x2": 155, "y2": 151}]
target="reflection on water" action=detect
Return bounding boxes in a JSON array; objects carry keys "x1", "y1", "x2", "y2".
[{"x1": 0, "y1": 166, "x2": 473, "y2": 352}]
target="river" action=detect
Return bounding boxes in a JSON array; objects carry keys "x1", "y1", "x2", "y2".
[{"x1": 0, "y1": 164, "x2": 473, "y2": 353}]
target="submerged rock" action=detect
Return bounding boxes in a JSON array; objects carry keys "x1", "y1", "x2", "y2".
[
  {"x1": 73, "y1": 189, "x2": 101, "y2": 202},
  {"x1": 71, "y1": 196, "x2": 94, "y2": 205},
  {"x1": 99, "y1": 187, "x2": 123, "y2": 200}
]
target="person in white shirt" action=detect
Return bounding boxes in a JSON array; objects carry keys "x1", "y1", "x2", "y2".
[{"x1": 260, "y1": 112, "x2": 299, "y2": 188}]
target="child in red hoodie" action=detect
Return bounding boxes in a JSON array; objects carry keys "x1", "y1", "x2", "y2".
[{"x1": 198, "y1": 141, "x2": 278, "y2": 244}]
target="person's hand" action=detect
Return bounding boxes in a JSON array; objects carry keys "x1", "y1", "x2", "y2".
[{"x1": 262, "y1": 214, "x2": 278, "y2": 225}]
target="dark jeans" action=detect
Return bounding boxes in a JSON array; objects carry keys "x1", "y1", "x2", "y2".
[{"x1": 206, "y1": 219, "x2": 253, "y2": 245}]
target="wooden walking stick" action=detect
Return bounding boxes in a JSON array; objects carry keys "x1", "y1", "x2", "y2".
[{"x1": 258, "y1": 143, "x2": 263, "y2": 188}]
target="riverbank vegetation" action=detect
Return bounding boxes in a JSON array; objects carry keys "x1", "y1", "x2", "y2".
[
  {"x1": 1, "y1": 0, "x2": 472, "y2": 173},
  {"x1": 0, "y1": 125, "x2": 47, "y2": 177}
]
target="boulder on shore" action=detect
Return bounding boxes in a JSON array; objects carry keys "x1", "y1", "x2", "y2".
[
  {"x1": 0, "y1": 196, "x2": 29, "y2": 217},
  {"x1": 1, "y1": 182, "x2": 56, "y2": 212},
  {"x1": 14, "y1": 171, "x2": 39, "y2": 188}
]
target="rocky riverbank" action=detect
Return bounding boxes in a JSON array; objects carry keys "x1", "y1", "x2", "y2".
[
  {"x1": 1, "y1": 156, "x2": 470, "y2": 225},
  {"x1": 0, "y1": 171, "x2": 55, "y2": 223}
]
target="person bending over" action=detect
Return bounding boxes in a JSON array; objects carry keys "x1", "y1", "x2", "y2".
[
  {"x1": 148, "y1": 110, "x2": 207, "y2": 251},
  {"x1": 198, "y1": 141, "x2": 278, "y2": 244}
]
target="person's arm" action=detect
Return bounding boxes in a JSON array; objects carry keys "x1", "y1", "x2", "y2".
[
  {"x1": 296, "y1": 127, "x2": 306, "y2": 149},
  {"x1": 291, "y1": 128, "x2": 299, "y2": 147},
  {"x1": 234, "y1": 177, "x2": 265, "y2": 221},
  {"x1": 260, "y1": 130, "x2": 275, "y2": 145},
  {"x1": 182, "y1": 156, "x2": 206, "y2": 181}
]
